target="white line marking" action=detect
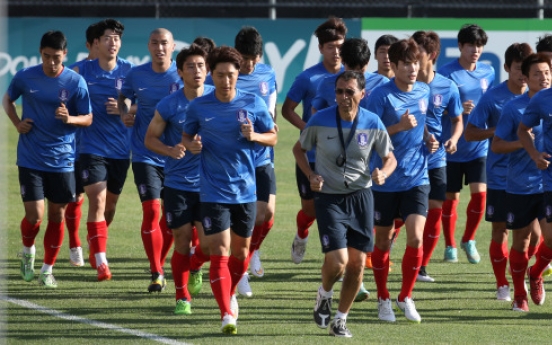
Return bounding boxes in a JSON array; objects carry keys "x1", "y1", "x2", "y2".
[{"x1": 5, "y1": 297, "x2": 193, "y2": 345}]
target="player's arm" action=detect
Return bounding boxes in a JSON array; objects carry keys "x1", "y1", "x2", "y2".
[
  {"x1": 491, "y1": 134, "x2": 524, "y2": 154},
  {"x1": 386, "y1": 109, "x2": 416, "y2": 136},
  {"x1": 55, "y1": 103, "x2": 92, "y2": 127},
  {"x1": 444, "y1": 115, "x2": 463, "y2": 154},
  {"x1": 282, "y1": 97, "x2": 306, "y2": 130},
  {"x1": 518, "y1": 122, "x2": 550, "y2": 170},
  {"x1": 182, "y1": 131, "x2": 202, "y2": 155},
  {"x1": 372, "y1": 151, "x2": 397, "y2": 186},
  {"x1": 117, "y1": 94, "x2": 134, "y2": 127},
  {"x1": 2, "y1": 93, "x2": 34, "y2": 134},
  {"x1": 241, "y1": 118, "x2": 277, "y2": 146},
  {"x1": 145, "y1": 110, "x2": 185, "y2": 159},
  {"x1": 292, "y1": 140, "x2": 323, "y2": 191},
  {"x1": 464, "y1": 122, "x2": 494, "y2": 142}
]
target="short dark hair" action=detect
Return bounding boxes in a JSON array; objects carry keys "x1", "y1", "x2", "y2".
[
  {"x1": 176, "y1": 43, "x2": 207, "y2": 71},
  {"x1": 340, "y1": 38, "x2": 371, "y2": 70},
  {"x1": 193, "y1": 36, "x2": 216, "y2": 55},
  {"x1": 536, "y1": 34, "x2": 552, "y2": 53},
  {"x1": 411, "y1": 31, "x2": 440, "y2": 63},
  {"x1": 504, "y1": 43, "x2": 533, "y2": 68},
  {"x1": 457, "y1": 24, "x2": 488, "y2": 46},
  {"x1": 235, "y1": 26, "x2": 263, "y2": 57},
  {"x1": 374, "y1": 34, "x2": 398, "y2": 52},
  {"x1": 521, "y1": 52, "x2": 551, "y2": 77},
  {"x1": 40, "y1": 30, "x2": 67, "y2": 51},
  {"x1": 207, "y1": 46, "x2": 243, "y2": 72},
  {"x1": 85, "y1": 23, "x2": 100, "y2": 45},
  {"x1": 315, "y1": 17, "x2": 347, "y2": 46},
  {"x1": 388, "y1": 39, "x2": 419, "y2": 66},
  {"x1": 336, "y1": 70, "x2": 366, "y2": 91},
  {"x1": 95, "y1": 18, "x2": 125, "y2": 39}
]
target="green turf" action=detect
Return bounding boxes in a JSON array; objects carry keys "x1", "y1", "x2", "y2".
[{"x1": 4, "y1": 105, "x2": 551, "y2": 344}]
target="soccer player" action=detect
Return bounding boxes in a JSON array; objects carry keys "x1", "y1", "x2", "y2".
[
  {"x1": 74, "y1": 19, "x2": 134, "y2": 281},
  {"x1": 493, "y1": 53, "x2": 551, "y2": 311},
  {"x1": 3, "y1": 30, "x2": 92, "y2": 288},
  {"x1": 144, "y1": 44, "x2": 214, "y2": 315},
  {"x1": 182, "y1": 46, "x2": 276, "y2": 335},
  {"x1": 366, "y1": 39, "x2": 435, "y2": 323},
  {"x1": 464, "y1": 43, "x2": 532, "y2": 298},
  {"x1": 374, "y1": 35, "x2": 398, "y2": 79},
  {"x1": 411, "y1": 31, "x2": 463, "y2": 283},
  {"x1": 437, "y1": 24, "x2": 495, "y2": 264},
  {"x1": 536, "y1": 34, "x2": 552, "y2": 61},
  {"x1": 118, "y1": 28, "x2": 182, "y2": 292},
  {"x1": 296, "y1": 70, "x2": 396, "y2": 337},
  {"x1": 282, "y1": 18, "x2": 346, "y2": 264}
]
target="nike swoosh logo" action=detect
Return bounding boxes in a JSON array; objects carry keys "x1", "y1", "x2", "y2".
[
  {"x1": 87, "y1": 82, "x2": 97, "y2": 86},
  {"x1": 206, "y1": 117, "x2": 215, "y2": 122},
  {"x1": 138, "y1": 87, "x2": 147, "y2": 91},
  {"x1": 457, "y1": 84, "x2": 465, "y2": 88},
  {"x1": 327, "y1": 135, "x2": 337, "y2": 140},
  {"x1": 210, "y1": 277, "x2": 225, "y2": 283},
  {"x1": 30, "y1": 89, "x2": 39, "y2": 93},
  {"x1": 178, "y1": 119, "x2": 186, "y2": 123}
]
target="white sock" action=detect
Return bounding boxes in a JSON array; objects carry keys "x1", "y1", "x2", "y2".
[
  {"x1": 40, "y1": 264, "x2": 53, "y2": 274},
  {"x1": 95, "y1": 252, "x2": 108, "y2": 266},
  {"x1": 23, "y1": 245, "x2": 36, "y2": 255},
  {"x1": 335, "y1": 310, "x2": 348, "y2": 321},
  {"x1": 319, "y1": 285, "x2": 333, "y2": 298}
]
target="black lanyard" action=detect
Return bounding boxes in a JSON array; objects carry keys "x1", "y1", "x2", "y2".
[{"x1": 335, "y1": 107, "x2": 358, "y2": 167}]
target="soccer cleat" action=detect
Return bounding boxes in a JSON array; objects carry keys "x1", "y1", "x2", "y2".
[
  {"x1": 329, "y1": 318, "x2": 352, "y2": 338},
  {"x1": 396, "y1": 297, "x2": 422, "y2": 323},
  {"x1": 221, "y1": 313, "x2": 237, "y2": 335},
  {"x1": 230, "y1": 294, "x2": 239, "y2": 319},
  {"x1": 461, "y1": 240, "x2": 481, "y2": 264},
  {"x1": 19, "y1": 252, "x2": 35, "y2": 282},
  {"x1": 188, "y1": 269, "x2": 203, "y2": 296},
  {"x1": 237, "y1": 272, "x2": 253, "y2": 297},
  {"x1": 313, "y1": 289, "x2": 332, "y2": 329},
  {"x1": 250, "y1": 250, "x2": 264, "y2": 277},
  {"x1": 543, "y1": 264, "x2": 552, "y2": 277},
  {"x1": 377, "y1": 298, "x2": 396, "y2": 322},
  {"x1": 444, "y1": 246, "x2": 458, "y2": 263},
  {"x1": 174, "y1": 299, "x2": 192, "y2": 315},
  {"x1": 291, "y1": 235, "x2": 308, "y2": 264},
  {"x1": 38, "y1": 272, "x2": 58, "y2": 289},
  {"x1": 97, "y1": 263, "x2": 112, "y2": 281},
  {"x1": 354, "y1": 283, "x2": 370, "y2": 302},
  {"x1": 148, "y1": 273, "x2": 167, "y2": 293},
  {"x1": 496, "y1": 285, "x2": 511, "y2": 301},
  {"x1": 528, "y1": 266, "x2": 546, "y2": 306},
  {"x1": 69, "y1": 247, "x2": 84, "y2": 267},
  {"x1": 512, "y1": 297, "x2": 529, "y2": 312},
  {"x1": 416, "y1": 266, "x2": 435, "y2": 283}
]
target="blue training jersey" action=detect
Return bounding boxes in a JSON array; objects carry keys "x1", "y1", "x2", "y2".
[
  {"x1": 157, "y1": 85, "x2": 216, "y2": 192},
  {"x1": 183, "y1": 89, "x2": 275, "y2": 203},
  {"x1": 120, "y1": 61, "x2": 183, "y2": 166},
  {"x1": 438, "y1": 59, "x2": 495, "y2": 162},
  {"x1": 366, "y1": 80, "x2": 430, "y2": 192},
  {"x1": 7, "y1": 64, "x2": 91, "y2": 172},
  {"x1": 68, "y1": 59, "x2": 92, "y2": 160}
]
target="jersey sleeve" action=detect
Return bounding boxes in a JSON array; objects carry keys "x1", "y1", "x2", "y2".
[
  {"x1": 494, "y1": 107, "x2": 516, "y2": 141},
  {"x1": 374, "y1": 117, "x2": 394, "y2": 159},
  {"x1": 253, "y1": 96, "x2": 274, "y2": 133},
  {"x1": 120, "y1": 69, "x2": 135, "y2": 99},
  {"x1": 7, "y1": 70, "x2": 24, "y2": 101},
  {"x1": 73, "y1": 76, "x2": 92, "y2": 115},
  {"x1": 522, "y1": 94, "x2": 543, "y2": 128},
  {"x1": 446, "y1": 82, "x2": 463, "y2": 119},
  {"x1": 298, "y1": 121, "x2": 317, "y2": 152},
  {"x1": 468, "y1": 94, "x2": 491, "y2": 128},
  {"x1": 156, "y1": 96, "x2": 171, "y2": 122},
  {"x1": 182, "y1": 100, "x2": 200, "y2": 135},
  {"x1": 286, "y1": 73, "x2": 308, "y2": 103}
]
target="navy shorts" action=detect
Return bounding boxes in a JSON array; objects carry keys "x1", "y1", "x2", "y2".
[
  {"x1": 132, "y1": 162, "x2": 164, "y2": 202},
  {"x1": 446, "y1": 157, "x2": 486, "y2": 193},
  {"x1": 506, "y1": 193, "x2": 545, "y2": 230},
  {"x1": 314, "y1": 188, "x2": 374, "y2": 253},
  {"x1": 428, "y1": 167, "x2": 447, "y2": 201},
  {"x1": 74, "y1": 160, "x2": 84, "y2": 195},
  {"x1": 256, "y1": 164, "x2": 276, "y2": 203},
  {"x1": 544, "y1": 192, "x2": 552, "y2": 223},
  {"x1": 485, "y1": 189, "x2": 508, "y2": 223},
  {"x1": 296, "y1": 162, "x2": 315, "y2": 200},
  {"x1": 18, "y1": 166, "x2": 75, "y2": 204},
  {"x1": 164, "y1": 186, "x2": 201, "y2": 230},
  {"x1": 80, "y1": 154, "x2": 130, "y2": 195},
  {"x1": 201, "y1": 202, "x2": 256, "y2": 238},
  {"x1": 373, "y1": 185, "x2": 430, "y2": 227}
]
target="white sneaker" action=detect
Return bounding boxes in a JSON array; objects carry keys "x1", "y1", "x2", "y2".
[
  {"x1": 237, "y1": 272, "x2": 253, "y2": 297},
  {"x1": 396, "y1": 297, "x2": 422, "y2": 323},
  {"x1": 377, "y1": 298, "x2": 396, "y2": 322},
  {"x1": 221, "y1": 313, "x2": 237, "y2": 335},
  {"x1": 250, "y1": 250, "x2": 264, "y2": 277},
  {"x1": 496, "y1": 285, "x2": 511, "y2": 301},
  {"x1": 291, "y1": 235, "x2": 308, "y2": 264},
  {"x1": 69, "y1": 247, "x2": 84, "y2": 267},
  {"x1": 230, "y1": 294, "x2": 239, "y2": 319}
]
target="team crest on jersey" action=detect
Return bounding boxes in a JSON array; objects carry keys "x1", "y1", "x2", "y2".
[
  {"x1": 357, "y1": 133, "x2": 368, "y2": 147},
  {"x1": 115, "y1": 78, "x2": 124, "y2": 91},
  {"x1": 506, "y1": 212, "x2": 514, "y2": 224},
  {"x1": 419, "y1": 99, "x2": 428, "y2": 114},
  {"x1": 433, "y1": 94, "x2": 443, "y2": 107},
  {"x1": 20, "y1": 185, "x2": 26, "y2": 197},
  {"x1": 81, "y1": 169, "x2": 89, "y2": 181},
  {"x1": 547, "y1": 205, "x2": 552, "y2": 217},
  {"x1": 322, "y1": 235, "x2": 330, "y2": 249},
  {"x1": 58, "y1": 89, "x2": 69, "y2": 103},
  {"x1": 487, "y1": 205, "x2": 494, "y2": 216},
  {"x1": 237, "y1": 109, "x2": 248, "y2": 123},
  {"x1": 169, "y1": 83, "x2": 179, "y2": 94},
  {"x1": 139, "y1": 184, "x2": 147, "y2": 196},
  {"x1": 480, "y1": 79, "x2": 489, "y2": 93},
  {"x1": 203, "y1": 216, "x2": 212, "y2": 230},
  {"x1": 259, "y1": 82, "x2": 269, "y2": 96}
]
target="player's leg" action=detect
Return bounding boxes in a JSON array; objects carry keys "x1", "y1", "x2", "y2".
[{"x1": 291, "y1": 163, "x2": 316, "y2": 264}]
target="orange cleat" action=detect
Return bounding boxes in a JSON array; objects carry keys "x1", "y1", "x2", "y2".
[{"x1": 97, "y1": 263, "x2": 112, "y2": 281}]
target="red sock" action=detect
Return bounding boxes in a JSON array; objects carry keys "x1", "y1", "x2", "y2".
[
  {"x1": 171, "y1": 251, "x2": 191, "y2": 301},
  {"x1": 296, "y1": 210, "x2": 315, "y2": 239},
  {"x1": 141, "y1": 200, "x2": 163, "y2": 274},
  {"x1": 87, "y1": 221, "x2": 108, "y2": 253},
  {"x1": 371, "y1": 246, "x2": 390, "y2": 300},
  {"x1": 258, "y1": 217, "x2": 274, "y2": 249},
  {"x1": 442, "y1": 199, "x2": 459, "y2": 247},
  {"x1": 422, "y1": 208, "x2": 442, "y2": 266},
  {"x1": 190, "y1": 245, "x2": 210, "y2": 271},
  {"x1": 398, "y1": 246, "x2": 423, "y2": 301},
  {"x1": 393, "y1": 219, "x2": 404, "y2": 242},
  {"x1": 43, "y1": 221, "x2": 64, "y2": 265},
  {"x1": 529, "y1": 243, "x2": 552, "y2": 278},
  {"x1": 21, "y1": 218, "x2": 41, "y2": 247},
  {"x1": 65, "y1": 197, "x2": 83, "y2": 248},
  {"x1": 159, "y1": 209, "x2": 174, "y2": 268},
  {"x1": 191, "y1": 226, "x2": 199, "y2": 248},
  {"x1": 209, "y1": 255, "x2": 232, "y2": 318},
  {"x1": 228, "y1": 255, "x2": 251, "y2": 295},
  {"x1": 250, "y1": 225, "x2": 263, "y2": 253},
  {"x1": 462, "y1": 192, "x2": 486, "y2": 243},
  {"x1": 528, "y1": 244, "x2": 538, "y2": 259},
  {"x1": 509, "y1": 248, "x2": 529, "y2": 298},
  {"x1": 489, "y1": 240, "x2": 509, "y2": 287}
]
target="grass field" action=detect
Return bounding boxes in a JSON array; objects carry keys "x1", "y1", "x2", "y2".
[{"x1": 3, "y1": 105, "x2": 552, "y2": 345}]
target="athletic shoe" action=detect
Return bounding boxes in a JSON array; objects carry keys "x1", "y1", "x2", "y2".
[
  {"x1": 444, "y1": 246, "x2": 458, "y2": 263},
  {"x1": 237, "y1": 272, "x2": 253, "y2": 297},
  {"x1": 291, "y1": 235, "x2": 308, "y2": 264},
  {"x1": 19, "y1": 252, "x2": 35, "y2": 282},
  {"x1": 528, "y1": 266, "x2": 546, "y2": 306},
  {"x1": 496, "y1": 285, "x2": 511, "y2": 301},
  {"x1": 148, "y1": 273, "x2": 166, "y2": 293},
  {"x1": 543, "y1": 264, "x2": 552, "y2": 277},
  {"x1": 188, "y1": 269, "x2": 202, "y2": 296},
  {"x1": 461, "y1": 240, "x2": 481, "y2": 264},
  {"x1": 313, "y1": 289, "x2": 332, "y2": 329},
  {"x1": 512, "y1": 297, "x2": 529, "y2": 312},
  {"x1": 69, "y1": 247, "x2": 84, "y2": 267},
  {"x1": 230, "y1": 294, "x2": 239, "y2": 319},
  {"x1": 221, "y1": 313, "x2": 237, "y2": 335},
  {"x1": 38, "y1": 272, "x2": 57, "y2": 289},
  {"x1": 250, "y1": 250, "x2": 264, "y2": 277},
  {"x1": 396, "y1": 297, "x2": 422, "y2": 323},
  {"x1": 174, "y1": 299, "x2": 192, "y2": 315},
  {"x1": 97, "y1": 263, "x2": 112, "y2": 281},
  {"x1": 354, "y1": 283, "x2": 370, "y2": 302},
  {"x1": 416, "y1": 266, "x2": 435, "y2": 283},
  {"x1": 377, "y1": 298, "x2": 396, "y2": 322},
  {"x1": 329, "y1": 318, "x2": 352, "y2": 338}
]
